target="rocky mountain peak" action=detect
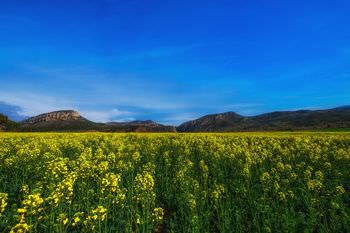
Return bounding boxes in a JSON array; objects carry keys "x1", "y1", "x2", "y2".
[{"x1": 22, "y1": 110, "x2": 83, "y2": 125}]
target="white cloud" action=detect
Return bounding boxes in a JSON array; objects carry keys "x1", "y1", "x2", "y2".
[
  {"x1": 3, "y1": 65, "x2": 236, "y2": 113},
  {"x1": 7, "y1": 66, "x2": 195, "y2": 111},
  {"x1": 111, "y1": 117, "x2": 136, "y2": 122},
  {"x1": 160, "y1": 112, "x2": 203, "y2": 126},
  {"x1": 0, "y1": 92, "x2": 75, "y2": 117},
  {"x1": 0, "y1": 92, "x2": 135, "y2": 122},
  {"x1": 80, "y1": 109, "x2": 132, "y2": 122}
]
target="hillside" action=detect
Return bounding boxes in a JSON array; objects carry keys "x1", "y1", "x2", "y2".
[
  {"x1": 19, "y1": 110, "x2": 102, "y2": 132},
  {"x1": 177, "y1": 106, "x2": 350, "y2": 132},
  {"x1": 107, "y1": 120, "x2": 176, "y2": 132},
  {"x1": 0, "y1": 113, "x2": 19, "y2": 131}
]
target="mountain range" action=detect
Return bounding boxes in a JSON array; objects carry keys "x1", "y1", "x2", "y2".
[
  {"x1": 177, "y1": 106, "x2": 350, "y2": 132},
  {"x1": 15, "y1": 110, "x2": 176, "y2": 132},
  {"x1": 0, "y1": 106, "x2": 349, "y2": 132}
]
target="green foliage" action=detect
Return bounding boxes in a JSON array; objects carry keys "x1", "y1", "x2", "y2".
[
  {"x1": 0, "y1": 133, "x2": 349, "y2": 232},
  {"x1": 0, "y1": 114, "x2": 19, "y2": 131}
]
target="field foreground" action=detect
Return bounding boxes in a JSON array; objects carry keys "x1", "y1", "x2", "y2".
[{"x1": 0, "y1": 133, "x2": 349, "y2": 232}]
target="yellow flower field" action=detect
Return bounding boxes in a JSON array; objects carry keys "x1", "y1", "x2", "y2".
[{"x1": 0, "y1": 133, "x2": 349, "y2": 232}]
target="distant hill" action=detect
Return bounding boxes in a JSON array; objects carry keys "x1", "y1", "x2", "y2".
[
  {"x1": 107, "y1": 120, "x2": 176, "y2": 132},
  {"x1": 19, "y1": 110, "x2": 102, "y2": 132},
  {"x1": 0, "y1": 113, "x2": 19, "y2": 131},
  {"x1": 332, "y1": 105, "x2": 350, "y2": 110},
  {"x1": 15, "y1": 110, "x2": 175, "y2": 132},
  {"x1": 177, "y1": 106, "x2": 350, "y2": 132}
]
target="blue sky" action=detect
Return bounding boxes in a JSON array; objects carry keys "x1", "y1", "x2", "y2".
[{"x1": 0, "y1": 0, "x2": 349, "y2": 125}]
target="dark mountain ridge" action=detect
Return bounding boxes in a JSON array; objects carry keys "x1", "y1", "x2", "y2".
[{"x1": 177, "y1": 106, "x2": 350, "y2": 132}]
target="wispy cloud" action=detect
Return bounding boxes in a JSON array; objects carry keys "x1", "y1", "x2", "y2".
[
  {"x1": 0, "y1": 102, "x2": 26, "y2": 121},
  {"x1": 80, "y1": 109, "x2": 134, "y2": 122},
  {"x1": 220, "y1": 103, "x2": 264, "y2": 116},
  {"x1": 222, "y1": 103, "x2": 263, "y2": 109},
  {"x1": 119, "y1": 44, "x2": 206, "y2": 61},
  {"x1": 159, "y1": 112, "x2": 203, "y2": 126},
  {"x1": 0, "y1": 92, "x2": 75, "y2": 117},
  {"x1": 6, "y1": 65, "x2": 197, "y2": 111},
  {"x1": 0, "y1": 92, "x2": 136, "y2": 122}
]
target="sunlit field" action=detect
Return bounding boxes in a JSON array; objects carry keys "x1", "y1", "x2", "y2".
[{"x1": 0, "y1": 133, "x2": 349, "y2": 232}]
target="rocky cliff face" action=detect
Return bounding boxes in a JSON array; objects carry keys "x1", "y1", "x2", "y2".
[
  {"x1": 22, "y1": 110, "x2": 84, "y2": 125},
  {"x1": 19, "y1": 110, "x2": 100, "y2": 131}
]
